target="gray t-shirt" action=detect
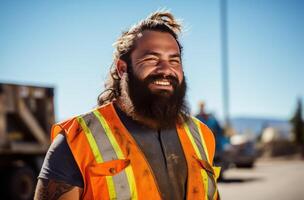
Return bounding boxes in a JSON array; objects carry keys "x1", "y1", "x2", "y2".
[{"x1": 39, "y1": 107, "x2": 188, "y2": 199}]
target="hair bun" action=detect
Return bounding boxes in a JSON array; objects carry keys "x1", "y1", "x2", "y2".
[{"x1": 148, "y1": 11, "x2": 182, "y2": 34}]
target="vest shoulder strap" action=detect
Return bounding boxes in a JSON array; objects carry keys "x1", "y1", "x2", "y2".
[{"x1": 182, "y1": 116, "x2": 215, "y2": 164}]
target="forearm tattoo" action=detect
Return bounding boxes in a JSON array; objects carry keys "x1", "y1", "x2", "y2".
[{"x1": 34, "y1": 179, "x2": 76, "y2": 200}]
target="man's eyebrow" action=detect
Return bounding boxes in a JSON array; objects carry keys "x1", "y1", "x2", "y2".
[
  {"x1": 140, "y1": 50, "x2": 161, "y2": 57},
  {"x1": 169, "y1": 53, "x2": 181, "y2": 58},
  {"x1": 140, "y1": 50, "x2": 181, "y2": 58}
]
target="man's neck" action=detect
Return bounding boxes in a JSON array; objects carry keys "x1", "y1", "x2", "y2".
[{"x1": 115, "y1": 99, "x2": 161, "y2": 129}]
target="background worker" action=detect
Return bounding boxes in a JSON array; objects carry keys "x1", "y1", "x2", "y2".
[
  {"x1": 196, "y1": 101, "x2": 227, "y2": 152},
  {"x1": 196, "y1": 101, "x2": 231, "y2": 178}
]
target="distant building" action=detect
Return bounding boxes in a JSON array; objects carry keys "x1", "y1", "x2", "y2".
[{"x1": 230, "y1": 117, "x2": 292, "y2": 140}]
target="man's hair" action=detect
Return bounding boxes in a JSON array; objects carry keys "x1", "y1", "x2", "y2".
[{"x1": 97, "y1": 10, "x2": 183, "y2": 106}]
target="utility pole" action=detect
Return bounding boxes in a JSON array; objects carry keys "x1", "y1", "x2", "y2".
[{"x1": 220, "y1": 0, "x2": 230, "y2": 129}]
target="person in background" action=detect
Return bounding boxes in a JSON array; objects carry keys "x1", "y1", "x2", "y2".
[
  {"x1": 196, "y1": 101, "x2": 231, "y2": 178},
  {"x1": 34, "y1": 11, "x2": 220, "y2": 200},
  {"x1": 196, "y1": 101, "x2": 226, "y2": 152}
]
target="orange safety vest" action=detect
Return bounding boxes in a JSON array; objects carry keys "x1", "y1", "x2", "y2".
[{"x1": 51, "y1": 102, "x2": 220, "y2": 200}]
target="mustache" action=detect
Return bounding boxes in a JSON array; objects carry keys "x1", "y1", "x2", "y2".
[{"x1": 144, "y1": 74, "x2": 179, "y2": 86}]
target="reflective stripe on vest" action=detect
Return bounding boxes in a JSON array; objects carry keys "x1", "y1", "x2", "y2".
[
  {"x1": 183, "y1": 117, "x2": 218, "y2": 200},
  {"x1": 77, "y1": 111, "x2": 137, "y2": 200}
]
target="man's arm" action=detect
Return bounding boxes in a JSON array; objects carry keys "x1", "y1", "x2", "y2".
[
  {"x1": 34, "y1": 179, "x2": 83, "y2": 200},
  {"x1": 35, "y1": 133, "x2": 84, "y2": 199}
]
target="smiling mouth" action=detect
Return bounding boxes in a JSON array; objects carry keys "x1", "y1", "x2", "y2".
[
  {"x1": 153, "y1": 79, "x2": 171, "y2": 86},
  {"x1": 149, "y1": 79, "x2": 174, "y2": 92}
]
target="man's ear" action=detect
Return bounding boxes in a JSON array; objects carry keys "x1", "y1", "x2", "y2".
[{"x1": 116, "y1": 59, "x2": 128, "y2": 78}]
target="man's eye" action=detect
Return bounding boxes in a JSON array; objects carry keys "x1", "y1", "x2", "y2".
[
  {"x1": 143, "y1": 57, "x2": 158, "y2": 64},
  {"x1": 170, "y1": 59, "x2": 181, "y2": 65}
]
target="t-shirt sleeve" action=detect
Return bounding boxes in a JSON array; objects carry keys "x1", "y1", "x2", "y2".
[{"x1": 38, "y1": 133, "x2": 84, "y2": 187}]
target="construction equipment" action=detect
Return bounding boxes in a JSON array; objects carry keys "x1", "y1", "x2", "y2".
[{"x1": 0, "y1": 82, "x2": 54, "y2": 200}]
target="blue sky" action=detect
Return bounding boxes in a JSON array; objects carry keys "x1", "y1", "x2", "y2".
[{"x1": 1, "y1": 0, "x2": 303, "y2": 122}]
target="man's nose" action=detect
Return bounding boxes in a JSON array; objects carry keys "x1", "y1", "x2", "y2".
[{"x1": 155, "y1": 60, "x2": 174, "y2": 75}]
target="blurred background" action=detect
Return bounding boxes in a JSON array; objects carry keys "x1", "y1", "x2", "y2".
[{"x1": 0, "y1": 0, "x2": 303, "y2": 199}]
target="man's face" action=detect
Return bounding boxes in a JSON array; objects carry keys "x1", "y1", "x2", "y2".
[
  {"x1": 121, "y1": 30, "x2": 188, "y2": 127},
  {"x1": 129, "y1": 30, "x2": 184, "y2": 96}
]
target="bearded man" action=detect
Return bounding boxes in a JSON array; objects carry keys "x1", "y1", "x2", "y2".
[{"x1": 34, "y1": 11, "x2": 220, "y2": 200}]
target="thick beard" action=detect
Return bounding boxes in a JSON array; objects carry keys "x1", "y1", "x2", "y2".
[{"x1": 120, "y1": 67, "x2": 189, "y2": 129}]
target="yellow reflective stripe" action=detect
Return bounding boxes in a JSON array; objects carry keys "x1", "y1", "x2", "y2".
[
  {"x1": 125, "y1": 165, "x2": 137, "y2": 199},
  {"x1": 192, "y1": 117, "x2": 210, "y2": 163},
  {"x1": 212, "y1": 167, "x2": 221, "y2": 199},
  {"x1": 106, "y1": 176, "x2": 116, "y2": 199},
  {"x1": 77, "y1": 116, "x2": 103, "y2": 163},
  {"x1": 77, "y1": 116, "x2": 116, "y2": 199},
  {"x1": 213, "y1": 166, "x2": 221, "y2": 181},
  {"x1": 201, "y1": 169, "x2": 209, "y2": 200},
  {"x1": 183, "y1": 122, "x2": 202, "y2": 160},
  {"x1": 93, "y1": 110, "x2": 138, "y2": 200}
]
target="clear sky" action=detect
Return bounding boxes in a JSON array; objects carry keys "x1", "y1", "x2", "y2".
[{"x1": 1, "y1": 0, "x2": 303, "y2": 122}]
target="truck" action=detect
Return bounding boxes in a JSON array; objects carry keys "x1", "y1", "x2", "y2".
[{"x1": 0, "y1": 83, "x2": 54, "y2": 200}]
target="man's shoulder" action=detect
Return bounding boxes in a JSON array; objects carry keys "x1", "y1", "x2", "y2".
[
  {"x1": 187, "y1": 116, "x2": 215, "y2": 140},
  {"x1": 57, "y1": 102, "x2": 114, "y2": 125},
  {"x1": 189, "y1": 116, "x2": 217, "y2": 161},
  {"x1": 52, "y1": 102, "x2": 115, "y2": 140},
  {"x1": 188, "y1": 115, "x2": 209, "y2": 129}
]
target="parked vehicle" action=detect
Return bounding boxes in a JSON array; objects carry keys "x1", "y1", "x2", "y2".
[
  {"x1": 230, "y1": 134, "x2": 256, "y2": 168},
  {"x1": 0, "y1": 83, "x2": 54, "y2": 200},
  {"x1": 213, "y1": 133, "x2": 234, "y2": 179}
]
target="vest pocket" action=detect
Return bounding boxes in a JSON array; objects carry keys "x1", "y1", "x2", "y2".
[
  {"x1": 89, "y1": 159, "x2": 130, "y2": 176},
  {"x1": 87, "y1": 159, "x2": 133, "y2": 199}
]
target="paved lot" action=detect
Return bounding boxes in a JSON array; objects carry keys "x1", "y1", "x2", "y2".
[{"x1": 218, "y1": 159, "x2": 304, "y2": 200}]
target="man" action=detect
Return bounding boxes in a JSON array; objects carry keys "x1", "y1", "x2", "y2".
[{"x1": 34, "y1": 11, "x2": 220, "y2": 200}]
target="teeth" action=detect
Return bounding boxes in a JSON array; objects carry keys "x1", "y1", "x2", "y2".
[{"x1": 154, "y1": 80, "x2": 170, "y2": 86}]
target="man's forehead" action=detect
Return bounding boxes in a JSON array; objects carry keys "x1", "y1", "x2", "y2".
[
  {"x1": 133, "y1": 30, "x2": 180, "y2": 53},
  {"x1": 135, "y1": 30, "x2": 176, "y2": 41}
]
